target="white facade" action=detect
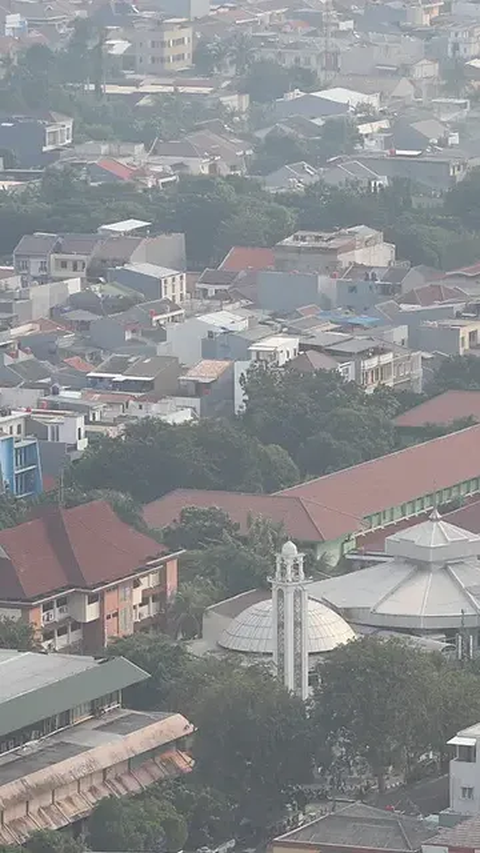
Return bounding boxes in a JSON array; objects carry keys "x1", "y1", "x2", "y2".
[
  {"x1": 27, "y1": 410, "x2": 88, "y2": 452},
  {"x1": 249, "y1": 335, "x2": 299, "y2": 367},
  {"x1": 448, "y1": 723, "x2": 480, "y2": 814},
  {"x1": 272, "y1": 542, "x2": 310, "y2": 701}
]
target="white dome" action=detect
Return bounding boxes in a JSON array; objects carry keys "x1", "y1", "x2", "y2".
[
  {"x1": 282, "y1": 540, "x2": 298, "y2": 559},
  {"x1": 218, "y1": 597, "x2": 355, "y2": 655}
]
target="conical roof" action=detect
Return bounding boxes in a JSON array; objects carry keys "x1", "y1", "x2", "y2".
[
  {"x1": 308, "y1": 511, "x2": 480, "y2": 631},
  {"x1": 385, "y1": 509, "x2": 480, "y2": 564}
]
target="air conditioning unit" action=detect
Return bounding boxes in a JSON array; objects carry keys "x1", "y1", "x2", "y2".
[
  {"x1": 57, "y1": 605, "x2": 68, "y2": 615},
  {"x1": 43, "y1": 611, "x2": 54, "y2": 623}
]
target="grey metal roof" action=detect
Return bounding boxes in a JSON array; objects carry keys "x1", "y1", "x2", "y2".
[
  {"x1": 13, "y1": 234, "x2": 58, "y2": 256},
  {"x1": 0, "y1": 651, "x2": 148, "y2": 738},
  {"x1": 277, "y1": 803, "x2": 437, "y2": 851},
  {"x1": 310, "y1": 513, "x2": 480, "y2": 632}
]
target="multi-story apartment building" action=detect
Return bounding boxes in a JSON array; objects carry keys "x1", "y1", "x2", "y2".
[
  {"x1": 0, "y1": 411, "x2": 42, "y2": 498},
  {"x1": 274, "y1": 227, "x2": 396, "y2": 275},
  {"x1": 0, "y1": 649, "x2": 193, "y2": 845},
  {"x1": 0, "y1": 499, "x2": 179, "y2": 652},
  {"x1": 111, "y1": 262, "x2": 187, "y2": 302},
  {"x1": 448, "y1": 723, "x2": 480, "y2": 815},
  {"x1": 130, "y1": 18, "x2": 193, "y2": 74}
]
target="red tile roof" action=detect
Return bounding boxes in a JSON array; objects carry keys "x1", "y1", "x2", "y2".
[
  {"x1": 143, "y1": 488, "x2": 340, "y2": 543},
  {"x1": 446, "y1": 262, "x2": 480, "y2": 277},
  {"x1": 63, "y1": 356, "x2": 93, "y2": 373},
  {"x1": 219, "y1": 247, "x2": 275, "y2": 272},
  {"x1": 0, "y1": 501, "x2": 166, "y2": 600},
  {"x1": 394, "y1": 390, "x2": 480, "y2": 428},
  {"x1": 278, "y1": 425, "x2": 480, "y2": 540},
  {"x1": 356, "y1": 496, "x2": 480, "y2": 553},
  {"x1": 399, "y1": 282, "x2": 465, "y2": 306},
  {"x1": 96, "y1": 158, "x2": 137, "y2": 182}
]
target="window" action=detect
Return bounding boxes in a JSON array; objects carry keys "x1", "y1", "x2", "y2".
[
  {"x1": 56, "y1": 596, "x2": 67, "y2": 607},
  {"x1": 16, "y1": 424, "x2": 21, "y2": 435},
  {"x1": 19, "y1": 260, "x2": 29, "y2": 271},
  {"x1": 39, "y1": 260, "x2": 47, "y2": 272},
  {"x1": 49, "y1": 424, "x2": 60, "y2": 442},
  {"x1": 43, "y1": 629, "x2": 54, "y2": 641},
  {"x1": 60, "y1": 260, "x2": 67, "y2": 269},
  {"x1": 71, "y1": 620, "x2": 81, "y2": 632},
  {"x1": 42, "y1": 601, "x2": 54, "y2": 612},
  {"x1": 88, "y1": 593, "x2": 99, "y2": 605},
  {"x1": 57, "y1": 626, "x2": 68, "y2": 637},
  {"x1": 458, "y1": 745, "x2": 476, "y2": 762},
  {"x1": 77, "y1": 427, "x2": 82, "y2": 441},
  {"x1": 72, "y1": 261, "x2": 78, "y2": 271},
  {"x1": 462, "y1": 786, "x2": 474, "y2": 800}
]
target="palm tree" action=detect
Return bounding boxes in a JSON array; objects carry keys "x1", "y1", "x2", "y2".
[{"x1": 167, "y1": 578, "x2": 219, "y2": 640}]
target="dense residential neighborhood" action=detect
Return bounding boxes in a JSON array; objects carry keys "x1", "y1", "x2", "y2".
[{"x1": 8, "y1": 0, "x2": 480, "y2": 851}]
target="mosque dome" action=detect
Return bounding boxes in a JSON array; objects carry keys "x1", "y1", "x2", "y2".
[{"x1": 218, "y1": 597, "x2": 355, "y2": 656}]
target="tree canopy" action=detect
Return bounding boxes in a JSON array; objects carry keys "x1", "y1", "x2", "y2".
[
  {"x1": 312, "y1": 636, "x2": 480, "y2": 790},
  {"x1": 71, "y1": 417, "x2": 299, "y2": 502}
]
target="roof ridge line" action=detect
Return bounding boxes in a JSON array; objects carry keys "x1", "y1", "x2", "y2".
[{"x1": 276, "y1": 423, "x2": 480, "y2": 495}]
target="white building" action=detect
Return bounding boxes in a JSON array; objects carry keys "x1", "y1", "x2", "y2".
[
  {"x1": 310, "y1": 510, "x2": 480, "y2": 641},
  {"x1": 198, "y1": 544, "x2": 356, "y2": 688},
  {"x1": 448, "y1": 723, "x2": 480, "y2": 814},
  {"x1": 26, "y1": 409, "x2": 88, "y2": 453},
  {"x1": 272, "y1": 541, "x2": 310, "y2": 700},
  {"x1": 249, "y1": 335, "x2": 299, "y2": 367},
  {"x1": 275, "y1": 227, "x2": 396, "y2": 275}
]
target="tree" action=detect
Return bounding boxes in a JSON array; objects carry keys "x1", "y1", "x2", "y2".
[
  {"x1": 25, "y1": 830, "x2": 85, "y2": 853},
  {"x1": 168, "y1": 577, "x2": 220, "y2": 639},
  {"x1": 106, "y1": 633, "x2": 189, "y2": 710},
  {"x1": 241, "y1": 363, "x2": 399, "y2": 472},
  {"x1": 162, "y1": 779, "x2": 236, "y2": 849},
  {"x1": 298, "y1": 431, "x2": 363, "y2": 476},
  {"x1": 252, "y1": 130, "x2": 310, "y2": 176},
  {"x1": 427, "y1": 355, "x2": 480, "y2": 395},
  {"x1": 312, "y1": 636, "x2": 480, "y2": 791},
  {"x1": 162, "y1": 506, "x2": 240, "y2": 551},
  {"x1": 193, "y1": 36, "x2": 229, "y2": 75},
  {"x1": 71, "y1": 418, "x2": 299, "y2": 501},
  {"x1": 192, "y1": 665, "x2": 313, "y2": 829},
  {"x1": 88, "y1": 795, "x2": 187, "y2": 852},
  {"x1": 243, "y1": 61, "x2": 318, "y2": 103},
  {"x1": 0, "y1": 617, "x2": 37, "y2": 651}
]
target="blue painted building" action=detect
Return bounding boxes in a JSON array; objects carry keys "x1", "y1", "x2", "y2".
[{"x1": 0, "y1": 414, "x2": 42, "y2": 498}]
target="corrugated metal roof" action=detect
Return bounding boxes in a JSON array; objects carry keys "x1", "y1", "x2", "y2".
[{"x1": 0, "y1": 655, "x2": 148, "y2": 739}]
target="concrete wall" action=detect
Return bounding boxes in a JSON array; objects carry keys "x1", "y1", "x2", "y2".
[
  {"x1": 159, "y1": 318, "x2": 212, "y2": 367},
  {"x1": 417, "y1": 323, "x2": 461, "y2": 355},
  {"x1": 131, "y1": 234, "x2": 186, "y2": 271},
  {"x1": 257, "y1": 270, "x2": 321, "y2": 312},
  {"x1": 158, "y1": 0, "x2": 209, "y2": 16},
  {"x1": 112, "y1": 267, "x2": 161, "y2": 300}
]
